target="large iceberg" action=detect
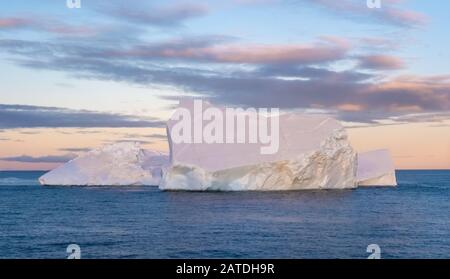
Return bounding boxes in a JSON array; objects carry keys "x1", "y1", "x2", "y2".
[
  {"x1": 159, "y1": 100, "x2": 358, "y2": 191},
  {"x1": 39, "y1": 142, "x2": 169, "y2": 186},
  {"x1": 38, "y1": 100, "x2": 397, "y2": 190},
  {"x1": 357, "y1": 149, "x2": 397, "y2": 186}
]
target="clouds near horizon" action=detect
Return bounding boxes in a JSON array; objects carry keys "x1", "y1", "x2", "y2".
[
  {"x1": 0, "y1": 154, "x2": 76, "y2": 163},
  {"x1": 0, "y1": 104, "x2": 164, "y2": 129}
]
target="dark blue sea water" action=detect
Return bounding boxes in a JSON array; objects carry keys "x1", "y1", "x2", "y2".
[{"x1": 0, "y1": 170, "x2": 449, "y2": 259}]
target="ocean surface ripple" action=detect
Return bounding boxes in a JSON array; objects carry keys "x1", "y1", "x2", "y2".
[{"x1": 0, "y1": 170, "x2": 449, "y2": 259}]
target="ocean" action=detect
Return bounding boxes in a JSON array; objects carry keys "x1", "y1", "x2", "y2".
[{"x1": 0, "y1": 170, "x2": 449, "y2": 259}]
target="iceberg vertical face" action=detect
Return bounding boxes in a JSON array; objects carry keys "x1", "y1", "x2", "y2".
[
  {"x1": 39, "y1": 142, "x2": 169, "y2": 186},
  {"x1": 160, "y1": 100, "x2": 358, "y2": 191},
  {"x1": 357, "y1": 149, "x2": 397, "y2": 186}
]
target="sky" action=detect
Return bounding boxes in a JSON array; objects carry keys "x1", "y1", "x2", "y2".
[{"x1": 0, "y1": 0, "x2": 449, "y2": 170}]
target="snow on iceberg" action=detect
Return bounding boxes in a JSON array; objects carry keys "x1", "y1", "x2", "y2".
[
  {"x1": 39, "y1": 142, "x2": 169, "y2": 186},
  {"x1": 357, "y1": 149, "x2": 397, "y2": 186},
  {"x1": 159, "y1": 100, "x2": 358, "y2": 191}
]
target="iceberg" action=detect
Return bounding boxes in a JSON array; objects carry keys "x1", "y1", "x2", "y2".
[
  {"x1": 357, "y1": 149, "x2": 397, "y2": 186},
  {"x1": 39, "y1": 142, "x2": 169, "y2": 186},
  {"x1": 38, "y1": 100, "x2": 397, "y2": 190},
  {"x1": 159, "y1": 100, "x2": 358, "y2": 191}
]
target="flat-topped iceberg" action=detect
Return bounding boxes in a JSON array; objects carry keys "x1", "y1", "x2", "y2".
[
  {"x1": 159, "y1": 100, "x2": 358, "y2": 191},
  {"x1": 38, "y1": 100, "x2": 397, "y2": 190},
  {"x1": 357, "y1": 149, "x2": 397, "y2": 186},
  {"x1": 39, "y1": 142, "x2": 169, "y2": 186}
]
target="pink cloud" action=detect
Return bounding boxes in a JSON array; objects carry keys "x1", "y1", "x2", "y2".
[
  {"x1": 0, "y1": 17, "x2": 31, "y2": 28},
  {"x1": 365, "y1": 75, "x2": 450, "y2": 112},
  {"x1": 111, "y1": 38, "x2": 351, "y2": 65},
  {"x1": 382, "y1": 7, "x2": 427, "y2": 27},
  {"x1": 207, "y1": 44, "x2": 347, "y2": 63},
  {"x1": 0, "y1": 16, "x2": 98, "y2": 37},
  {"x1": 359, "y1": 55, "x2": 405, "y2": 70}
]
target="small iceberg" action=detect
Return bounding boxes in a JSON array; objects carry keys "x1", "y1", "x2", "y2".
[
  {"x1": 357, "y1": 149, "x2": 397, "y2": 186},
  {"x1": 39, "y1": 142, "x2": 169, "y2": 186}
]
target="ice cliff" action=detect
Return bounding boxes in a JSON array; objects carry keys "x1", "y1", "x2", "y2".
[
  {"x1": 159, "y1": 100, "x2": 358, "y2": 191},
  {"x1": 39, "y1": 142, "x2": 169, "y2": 186},
  {"x1": 357, "y1": 149, "x2": 397, "y2": 186}
]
